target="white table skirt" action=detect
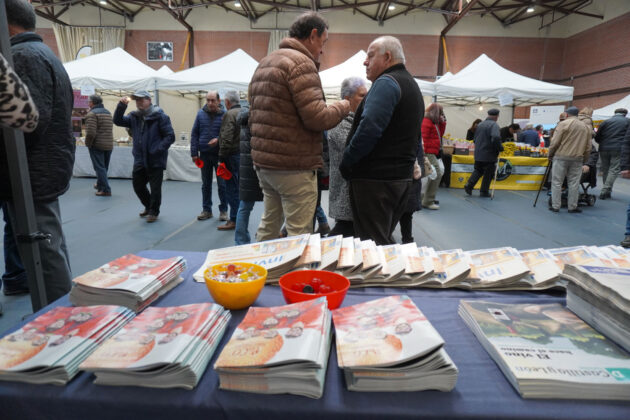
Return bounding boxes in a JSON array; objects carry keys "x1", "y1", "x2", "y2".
[{"x1": 73, "y1": 145, "x2": 201, "y2": 182}]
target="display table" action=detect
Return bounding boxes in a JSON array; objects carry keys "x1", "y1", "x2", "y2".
[
  {"x1": 450, "y1": 155, "x2": 548, "y2": 191},
  {"x1": 1, "y1": 250, "x2": 628, "y2": 420},
  {"x1": 73, "y1": 145, "x2": 201, "y2": 182}
]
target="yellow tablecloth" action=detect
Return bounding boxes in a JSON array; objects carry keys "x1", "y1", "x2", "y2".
[{"x1": 450, "y1": 155, "x2": 549, "y2": 191}]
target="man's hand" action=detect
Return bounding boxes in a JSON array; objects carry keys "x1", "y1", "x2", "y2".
[
  {"x1": 622, "y1": 170, "x2": 630, "y2": 179},
  {"x1": 120, "y1": 96, "x2": 131, "y2": 105},
  {"x1": 208, "y1": 138, "x2": 218, "y2": 146},
  {"x1": 582, "y1": 165, "x2": 590, "y2": 173},
  {"x1": 192, "y1": 156, "x2": 198, "y2": 164}
]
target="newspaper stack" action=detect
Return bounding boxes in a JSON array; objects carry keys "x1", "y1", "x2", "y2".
[
  {"x1": 463, "y1": 247, "x2": 531, "y2": 290},
  {"x1": 517, "y1": 249, "x2": 563, "y2": 289},
  {"x1": 70, "y1": 254, "x2": 186, "y2": 312},
  {"x1": 0, "y1": 306, "x2": 134, "y2": 385},
  {"x1": 214, "y1": 298, "x2": 332, "y2": 399},
  {"x1": 193, "y1": 234, "x2": 309, "y2": 283},
  {"x1": 459, "y1": 300, "x2": 630, "y2": 400},
  {"x1": 80, "y1": 303, "x2": 230, "y2": 389},
  {"x1": 563, "y1": 264, "x2": 630, "y2": 353},
  {"x1": 316, "y1": 235, "x2": 343, "y2": 271},
  {"x1": 547, "y1": 246, "x2": 605, "y2": 271},
  {"x1": 420, "y1": 249, "x2": 471, "y2": 288},
  {"x1": 332, "y1": 295, "x2": 458, "y2": 392}
]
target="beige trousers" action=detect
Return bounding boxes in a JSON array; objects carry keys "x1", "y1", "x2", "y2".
[{"x1": 255, "y1": 168, "x2": 317, "y2": 241}]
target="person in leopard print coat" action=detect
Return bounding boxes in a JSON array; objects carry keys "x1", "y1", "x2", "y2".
[{"x1": 0, "y1": 53, "x2": 38, "y2": 132}]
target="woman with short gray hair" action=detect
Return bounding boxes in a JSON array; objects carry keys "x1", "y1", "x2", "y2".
[{"x1": 326, "y1": 77, "x2": 368, "y2": 237}]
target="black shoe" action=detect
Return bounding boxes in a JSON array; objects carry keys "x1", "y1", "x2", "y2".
[
  {"x1": 599, "y1": 191, "x2": 611, "y2": 200},
  {"x1": 621, "y1": 235, "x2": 630, "y2": 248},
  {"x1": 146, "y1": 214, "x2": 159, "y2": 223},
  {"x1": 568, "y1": 208, "x2": 582, "y2": 213},
  {"x1": 464, "y1": 185, "x2": 472, "y2": 196},
  {"x1": 433, "y1": 200, "x2": 439, "y2": 205},
  {"x1": 139, "y1": 209, "x2": 150, "y2": 217},
  {"x1": 480, "y1": 191, "x2": 491, "y2": 198},
  {"x1": 3, "y1": 283, "x2": 29, "y2": 296},
  {"x1": 548, "y1": 207, "x2": 559, "y2": 213}
]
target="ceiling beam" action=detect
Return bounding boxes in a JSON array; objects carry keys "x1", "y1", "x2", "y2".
[{"x1": 441, "y1": 0, "x2": 478, "y2": 36}]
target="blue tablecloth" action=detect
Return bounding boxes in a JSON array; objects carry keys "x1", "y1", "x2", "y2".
[{"x1": 1, "y1": 250, "x2": 628, "y2": 420}]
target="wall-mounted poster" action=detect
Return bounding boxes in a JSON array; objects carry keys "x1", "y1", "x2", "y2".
[{"x1": 147, "y1": 42, "x2": 173, "y2": 62}]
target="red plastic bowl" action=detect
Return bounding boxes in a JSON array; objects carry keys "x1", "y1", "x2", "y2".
[{"x1": 278, "y1": 270, "x2": 350, "y2": 310}]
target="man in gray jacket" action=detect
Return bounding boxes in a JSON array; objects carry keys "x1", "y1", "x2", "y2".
[
  {"x1": 464, "y1": 109, "x2": 503, "y2": 198},
  {"x1": 595, "y1": 108, "x2": 629, "y2": 200},
  {"x1": 85, "y1": 94, "x2": 114, "y2": 197}
]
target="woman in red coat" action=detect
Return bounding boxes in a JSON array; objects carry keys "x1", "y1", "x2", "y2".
[{"x1": 421, "y1": 103, "x2": 446, "y2": 209}]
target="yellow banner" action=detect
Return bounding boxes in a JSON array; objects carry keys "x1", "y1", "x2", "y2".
[{"x1": 450, "y1": 155, "x2": 549, "y2": 191}]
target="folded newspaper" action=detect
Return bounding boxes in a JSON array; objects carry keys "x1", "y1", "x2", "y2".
[
  {"x1": 0, "y1": 306, "x2": 134, "y2": 385},
  {"x1": 459, "y1": 299, "x2": 630, "y2": 400},
  {"x1": 332, "y1": 295, "x2": 458, "y2": 392},
  {"x1": 214, "y1": 298, "x2": 331, "y2": 398},
  {"x1": 69, "y1": 254, "x2": 186, "y2": 312},
  {"x1": 562, "y1": 264, "x2": 630, "y2": 353},
  {"x1": 80, "y1": 303, "x2": 230, "y2": 389}
]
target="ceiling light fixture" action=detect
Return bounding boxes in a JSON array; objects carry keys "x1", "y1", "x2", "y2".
[
  {"x1": 389, "y1": 5, "x2": 395, "y2": 11},
  {"x1": 527, "y1": 7, "x2": 535, "y2": 13},
  {"x1": 99, "y1": 0, "x2": 107, "y2": 4},
  {"x1": 478, "y1": 105, "x2": 483, "y2": 111},
  {"x1": 234, "y1": 1, "x2": 241, "y2": 7}
]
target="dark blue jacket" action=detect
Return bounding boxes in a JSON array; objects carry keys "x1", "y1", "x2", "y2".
[
  {"x1": 518, "y1": 129, "x2": 540, "y2": 147},
  {"x1": 113, "y1": 103, "x2": 174, "y2": 170},
  {"x1": 0, "y1": 32, "x2": 75, "y2": 201},
  {"x1": 474, "y1": 118, "x2": 503, "y2": 162},
  {"x1": 191, "y1": 105, "x2": 223, "y2": 157}
]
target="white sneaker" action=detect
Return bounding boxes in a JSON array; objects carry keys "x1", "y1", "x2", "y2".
[
  {"x1": 423, "y1": 203, "x2": 440, "y2": 210},
  {"x1": 219, "y1": 211, "x2": 228, "y2": 221}
]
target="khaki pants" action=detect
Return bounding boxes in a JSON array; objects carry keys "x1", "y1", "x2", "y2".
[
  {"x1": 256, "y1": 168, "x2": 317, "y2": 241},
  {"x1": 551, "y1": 158, "x2": 582, "y2": 211},
  {"x1": 422, "y1": 154, "x2": 443, "y2": 206}
]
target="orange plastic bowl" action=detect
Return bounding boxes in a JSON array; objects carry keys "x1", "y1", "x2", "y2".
[
  {"x1": 278, "y1": 270, "x2": 350, "y2": 310},
  {"x1": 204, "y1": 262, "x2": 267, "y2": 310}
]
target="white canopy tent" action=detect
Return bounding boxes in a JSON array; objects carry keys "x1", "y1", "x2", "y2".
[
  {"x1": 593, "y1": 94, "x2": 630, "y2": 120},
  {"x1": 155, "y1": 49, "x2": 259, "y2": 92},
  {"x1": 433, "y1": 54, "x2": 573, "y2": 106},
  {"x1": 156, "y1": 65, "x2": 174, "y2": 75},
  {"x1": 319, "y1": 50, "x2": 435, "y2": 98},
  {"x1": 63, "y1": 47, "x2": 159, "y2": 92}
]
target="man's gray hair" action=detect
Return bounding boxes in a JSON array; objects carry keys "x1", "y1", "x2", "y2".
[
  {"x1": 372, "y1": 36, "x2": 405, "y2": 64},
  {"x1": 340, "y1": 77, "x2": 367, "y2": 100},
  {"x1": 89, "y1": 94, "x2": 103, "y2": 105},
  {"x1": 224, "y1": 90, "x2": 240, "y2": 105}
]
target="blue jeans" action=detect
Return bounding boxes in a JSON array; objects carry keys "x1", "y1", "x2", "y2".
[
  {"x1": 315, "y1": 205, "x2": 328, "y2": 225},
  {"x1": 200, "y1": 151, "x2": 227, "y2": 213},
  {"x1": 235, "y1": 200, "x2": 255, "y2": 245},
  {"x1": 225, "y1": 154, "x2": 240, "y2": 222},
  {"x1": 88, "y1": 148, "x2": 112, "y2": 193},
  {"x1": 1, "y1": 201, "x2": 27, "y2": 292},
  {"x1": 626, "y1": 201, "x2": 630, "y2": 235}
]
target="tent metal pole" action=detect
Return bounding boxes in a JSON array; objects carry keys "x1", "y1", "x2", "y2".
[{"x1": 0, "y1": 0, "x2": 48, "y2": 311}]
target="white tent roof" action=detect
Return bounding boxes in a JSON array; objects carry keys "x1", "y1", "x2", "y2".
[
  {"x1": 64, "y1": 47, "x2": 158, "y2": 91},
  {"x1": 156, "y1": 65, "x2": 174, "y2": 75},
  {"x1": 593, "y1": 93, "x2": 630, "y2": 120},
  {"x1": 156, "y1": 49, "x2": 258, "y2": 91},
  {"x1": 433, "y1": 54, "x2": 573, "y2": 106},
  {"x1": 319, "y1": 50, "x2": 435, "y2": 97}
]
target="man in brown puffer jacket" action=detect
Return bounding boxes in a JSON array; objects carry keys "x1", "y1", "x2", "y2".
[
  {"x1": 249, "y1": 11, "x2": 350, "y2": 241},
  {"x1": 85, "y1": 94, "x2": 114, "y2": 196}
]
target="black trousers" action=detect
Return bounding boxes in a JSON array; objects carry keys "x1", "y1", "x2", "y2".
[
  {"x1": 329, "y1": 220, "x2": 354, "y2": 237},
  {"x1": 132, "y1": 167, "x2": 164, "y2": 215},
  {"x1": 350, "y1": 178, "x2": 411, "y2": 245},
  {"x1": 399, "y1": 211, "x2": 414, "y2": 243},
  {"x1": 466, "y1": 161, "x2": 496, "y2": 194}
]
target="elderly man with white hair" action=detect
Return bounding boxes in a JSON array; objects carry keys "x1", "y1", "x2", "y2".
[
  {"x1": 217, "y1": 90, "x2": 243, "y2": 230},
  {"x1": 339, "y1": 36, "x2": 424, "y2": 245},
  {"x1": 518, "y1": 123, "x2": 540, "y2": 147}
]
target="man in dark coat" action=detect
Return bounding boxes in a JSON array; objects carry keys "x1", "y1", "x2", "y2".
[
  {"x1": 595, "y1": 108, "x2": 629, "y2": 200},
  {"x1": 340, "y1": 36, "x2": 424, "y2": 245},
  {"x1": 0, "y1": 0, "x2": 75, "y2": 302},
  {"x1": 190, "y1": 91, "x2": 227, "y2": 221},
  {"x1": 113, "y1": 90, "x2": 175, "y2": 223},
  {"x1": 217, "y1": 90, "x2": 242, "y2": 231},
  {"x1": 85, "y1": 94, "x2": 114, "y2": 196},
  {"x1": 234, "y1": 106, "x2": 264, "y2": 245},
  {"x1": 464, "y1": 109, "x2": 504, "y2": 197}
]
